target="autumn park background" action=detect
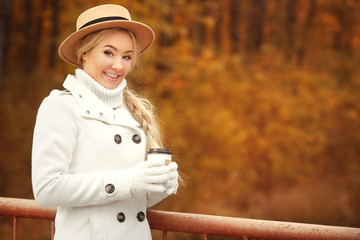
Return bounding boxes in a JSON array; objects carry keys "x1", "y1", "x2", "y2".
[{"x1": 1, "y1": 0, "x2": 360, "y2": 239}]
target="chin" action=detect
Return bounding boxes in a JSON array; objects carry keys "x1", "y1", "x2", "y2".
[{"x1": 105, "y1": 83, "x2": 119, "y2": 90}]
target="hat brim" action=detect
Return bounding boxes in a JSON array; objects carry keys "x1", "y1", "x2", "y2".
[{"x1": 58, "y1": 20, "x2": 155, "y2": 67}]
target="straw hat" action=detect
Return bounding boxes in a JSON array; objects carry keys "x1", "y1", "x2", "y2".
[{"x1": 58, "y1": 4, "x2": 155, "y2": 67}]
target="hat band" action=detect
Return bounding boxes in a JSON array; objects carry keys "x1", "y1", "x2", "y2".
[{"x1": 79, "y1": 16, "x2": 129, "y2": 30}]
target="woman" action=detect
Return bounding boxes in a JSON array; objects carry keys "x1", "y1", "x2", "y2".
[{"x1": 31, "y1": 4, "x2": 179, "y2": 240}]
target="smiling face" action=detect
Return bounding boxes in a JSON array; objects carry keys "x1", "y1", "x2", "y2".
[{"x1": 81, "y1": 30, "x2": 134, "y2": 90}]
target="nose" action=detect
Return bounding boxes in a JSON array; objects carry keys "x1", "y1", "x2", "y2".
[{"x1": 112, "y1": 59, "x2": 123, "y2": 71}]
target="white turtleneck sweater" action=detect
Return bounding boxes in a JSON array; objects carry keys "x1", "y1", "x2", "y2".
[{"x1": 75, "y1": 68, "x2": 126, "y2": 109}]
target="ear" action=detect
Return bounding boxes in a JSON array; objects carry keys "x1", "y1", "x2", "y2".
[{"x1": 81, "y1": 52, "x2": 87, "y2": 62}]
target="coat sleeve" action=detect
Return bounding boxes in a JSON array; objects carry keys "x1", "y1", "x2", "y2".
[
  {"x1": 32, "y1": 91, "x2": 132, "y2": 207},
  {"x1": 146, "y1": 191, "x2": 169, "y2": 208}
]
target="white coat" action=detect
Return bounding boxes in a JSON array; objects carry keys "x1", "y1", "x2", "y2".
[{"x1": 32, "y1": 70, "x2": 169, "y2": 240}]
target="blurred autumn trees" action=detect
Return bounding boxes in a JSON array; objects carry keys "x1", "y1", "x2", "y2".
[{"x1": 1, "y1": 0, "x2": 360, "y2": 238}]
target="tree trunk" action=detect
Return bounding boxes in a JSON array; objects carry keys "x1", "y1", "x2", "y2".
[
  {"x1": 0, "y1": 0, "x2": 13, "y2": 78},
  {"x1": 49, "y1": 0, "x2": 59, "y2": 69},
  {"x1": 24, "y1": 0, "x2": 33, "y2": 73},
  {"x1": 32, "y1": 0, "x2": 47, "y2": 67},
  {"x1": 332, "y1": 0, "x2": 355, "y2": 54},
  {"x1": 296, "y1": 0, "x2": 316, "y2": 66},
  {"x1": 202, "y1": 0, "x2": 216, "y2": 55},
  {"x1": 214, "y1": 0, "x2": 232, "y2": 57},
  {"x1": 331, "y1": 0, "x2": 356, "y2": 83},
  {"x1": 229, "y1": 0, "x2": 241, "y2": 54},
  {"x1": 158, "y1": 0, "x2": 174, "y2": 47},
  {"x1": 189, "y1": 0, "x2": 205, "y2": 56},
  {"x1": 283, "y1": 0, "x2": 298, "y2": 61},
  {"x1": 246, "y1": 0, "x2": 266, "y2": 53}
]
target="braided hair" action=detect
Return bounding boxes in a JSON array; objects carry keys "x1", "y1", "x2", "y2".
[{"x1": 123, "y1": 88, "x2": 164, "y2": 150}]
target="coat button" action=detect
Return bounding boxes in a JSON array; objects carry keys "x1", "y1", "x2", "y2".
[
  {"x1": 105, "y1": 184, "x2": 115, "y2": 194},
  {"x1": 137, "y1": 211, "x2": 146, "y2": 222},
  {"x1": 117, "y1": 212, "x2": 126, "y2": 223},
  {"x1": 132, "y1": 134, "x2": 141, "y2": 144},
  {"x1": 114, "y1": 134, "x2": 122, "y2": 144}
]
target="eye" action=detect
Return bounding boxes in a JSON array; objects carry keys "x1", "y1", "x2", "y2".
[
  {"x1": 104, "y1": 50, "x2": 114, "y2": 56},
  {"x1": 123, "y1": 55, "x2": 132, "y2": 61}
]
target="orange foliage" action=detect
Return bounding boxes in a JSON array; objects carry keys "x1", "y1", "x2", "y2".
[{"x1": 1, "y1": 1, "x2": 360, "y2": 238}]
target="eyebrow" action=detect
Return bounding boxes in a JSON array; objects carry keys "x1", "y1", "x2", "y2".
[{"x1": 103, "y1": 45, "x2": 133, "y2": 54}]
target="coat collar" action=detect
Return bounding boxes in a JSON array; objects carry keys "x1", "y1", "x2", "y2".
[{"x1": 63, "y1": 74, "x2": 141, "y2": 131}]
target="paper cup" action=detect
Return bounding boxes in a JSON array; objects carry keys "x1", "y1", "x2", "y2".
[{"x1": 147, "y1": 148, "x2": 172, "y2": 165}]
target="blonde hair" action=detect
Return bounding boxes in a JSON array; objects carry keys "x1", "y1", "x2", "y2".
[
  {"x1": 123, "y1": 89, "x2": 164, "y2": 149},
  {"x1": 76, "y1": 28, "x2": 164, "y2": 150}
]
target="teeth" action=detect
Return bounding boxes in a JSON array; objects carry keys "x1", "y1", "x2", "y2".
[{"x1": 105, "y1": 72, "x2": 119, "y2": 78}]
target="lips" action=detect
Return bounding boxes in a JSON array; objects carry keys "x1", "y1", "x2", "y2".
[{"x1": 104, "y1": 71, "x2": 120, "y2": 81}]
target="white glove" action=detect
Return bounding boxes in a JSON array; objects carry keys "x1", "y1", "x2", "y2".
[
  {"x1": 127, "y1": 159, "x2": 170, "y2": 195},
  {"x1": 165, "y1": 162, "x2": 179, "y2": 195}
]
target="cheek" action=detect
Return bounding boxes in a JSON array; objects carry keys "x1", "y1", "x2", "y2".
[
  {"x1": 124, "y1": 61, "x2": 133, "y2": 73},
  {"x1": 84, "y1": 57, "x2": 106, "y2": 78},
  {"x1": 90, "y1": 58, "x2": 108, "y2": 72}
]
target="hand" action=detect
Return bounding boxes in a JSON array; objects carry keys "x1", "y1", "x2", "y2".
[
  {"x1": 165, "y1": 162, "x2": 179, "y2": 195},
  {"x1": 127, "y1": 159, "x2": 170, "y2": 195}
]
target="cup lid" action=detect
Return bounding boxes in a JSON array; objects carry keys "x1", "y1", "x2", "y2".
[{"x1": 147, "y1": 148, "x2": 172, "y2": 154}]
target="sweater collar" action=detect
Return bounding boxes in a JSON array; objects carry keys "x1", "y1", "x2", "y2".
[{"x1": 74, "y1": 68, "x2": 126, "y2": 108}]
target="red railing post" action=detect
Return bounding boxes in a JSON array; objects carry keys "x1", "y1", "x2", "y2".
[
  {"x1": 162, "y1": 230, "x2": 167, "y2": 240},
  {"x1": 12, "y1": 216, "x2": 18, "y2": 240},
  {"x1": 51, "y1": 220, "x2": 55, "y2": 240}
]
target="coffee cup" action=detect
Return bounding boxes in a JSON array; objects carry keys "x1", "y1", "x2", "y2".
[{"x1": 147, "y1": 148, "x2": 172, "y2": 165}]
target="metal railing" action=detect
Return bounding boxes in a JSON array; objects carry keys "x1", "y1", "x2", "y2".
[{"x1": 1, "y1": 197, "x2": 360, "y2": 240}]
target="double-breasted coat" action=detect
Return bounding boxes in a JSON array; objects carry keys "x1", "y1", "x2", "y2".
[{"x1": 32, "y1": 69, "x2": 168, "y2": 239}]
